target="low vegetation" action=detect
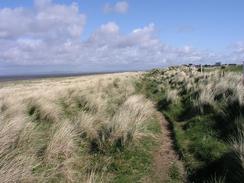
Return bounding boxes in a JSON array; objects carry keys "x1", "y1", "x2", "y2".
[
  {"x1": 1, "y1": 66, "x2": 243, "y2": 183},
  {"x1": 137, "y1": 66, "x2": 244, "y2": 183},
  {"x1": 0, "y1": 73, "x2": 162, "y2": 182}
]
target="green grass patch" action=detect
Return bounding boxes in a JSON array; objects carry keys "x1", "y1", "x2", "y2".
[
  {"x1": 84, "y1": 117, "x2": 162, "y2": 182},
  {"x1": 167, "y1": 162, "x2": 182, "y2": 183},
  {"x1": 110, "y1": 118, "x2": 161, "y2": 182},
  {"x1": 137, "y1": 69, "x2": 240, "y2": 183}
]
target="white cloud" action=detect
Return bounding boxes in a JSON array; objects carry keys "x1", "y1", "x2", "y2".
[
  {"x1": 0, "y1": 0, "x2": 86, "y2": 40},
  {"x1": 225, "y1": 41, "x2": 244, "y2": 64},
  {"x1": 232, "y1": 42, "x2": 244, "y2": 53},
  {"x1": 0, "y1": 0, "x2": 242, "y2": 75},
  {"x1": 104, "y1": 1, "x2": 128, "y2": 14},
  {"x1": 34, "y1": 0, "x2": 52, "y2": 8},
  {"x1": 99, "y1": 22, "x2": 120, "y2": 33},
  {"x1": 1, "y1": 20, "x2": 213, "y2": 68}
]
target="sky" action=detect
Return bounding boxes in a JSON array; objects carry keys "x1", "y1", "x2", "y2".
[{"x1": 0, "y1": 0, "x2": 244, "y2": 75}]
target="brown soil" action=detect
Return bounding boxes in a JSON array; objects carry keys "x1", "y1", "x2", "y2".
[{"x1": 151, "y1": 112, "x2": 185, "y2": 183}]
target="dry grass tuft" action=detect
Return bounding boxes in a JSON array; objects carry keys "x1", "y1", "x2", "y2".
[
  {"x1": 0, "y1": 115, "x2": 26, "y2": 158},
  {"x1": 0, "y1": 155, "x2": 35, "y2": 183},
  {"x1": 27, "y1": 98, "x2": 60, "y2": 123},
  {"x1": 109, "y1": 95, "x2": 155, "y2": 146},
  {"x1": 165, "y1": 89, "x2": 179, "y2": 103},
  {"x1": 0, "y1": 72, "x2": 150, "y2": 182},
  {"x1": 46, "y1": 121, "x2": 76, "y2": 162}
]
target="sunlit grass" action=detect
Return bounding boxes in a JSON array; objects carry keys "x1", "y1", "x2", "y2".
[{"x1": 138, "y1": 65, "x2": 244, "y2": 183}]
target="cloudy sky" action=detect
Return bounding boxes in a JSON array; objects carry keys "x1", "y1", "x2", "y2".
[{"x1": 0, "y1": 0, "x2": 244, "y2": 75}]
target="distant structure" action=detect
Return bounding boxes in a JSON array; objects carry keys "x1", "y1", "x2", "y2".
[
  {"x1": 215, "y1": 62, "x2": 221, "y2": 66},
  {"x1": 184, "y1": 62, "x2": 243, "y2": 70}
]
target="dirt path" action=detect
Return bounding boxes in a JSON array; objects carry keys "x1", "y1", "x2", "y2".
[{"x1": 151, "y1": 112, "x2": 185, "y2": 182}]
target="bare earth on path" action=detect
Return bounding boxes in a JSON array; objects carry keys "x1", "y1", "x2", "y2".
[{"x1": 151, "y1": 112, "x2": 185, "y2": 182}]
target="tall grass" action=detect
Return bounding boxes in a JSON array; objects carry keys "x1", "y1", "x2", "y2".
[
  {"x1": 138, "y1": 66, "x2": 244, "y2": 183},
  {"x1": 229, "y1": 117, "x2": 244, "y2": 169},
  {"x1": 0, "y1": 72, "x2": 159, "y2": 182},
  {"x1": 108, "y1": 95, "x2": 155, "y2": 147}
]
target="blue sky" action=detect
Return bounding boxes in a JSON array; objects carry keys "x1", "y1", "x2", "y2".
[{"x1": 0, "y1": 0, "x2": 244, "y2": 75}]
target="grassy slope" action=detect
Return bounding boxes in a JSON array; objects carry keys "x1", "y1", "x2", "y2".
[
  {"x1": 0, "y1": 73, "x2": 163, "y2": 183},
  {"x1": 136, "y1": 66, "x2": 244, "y2": 183}
]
